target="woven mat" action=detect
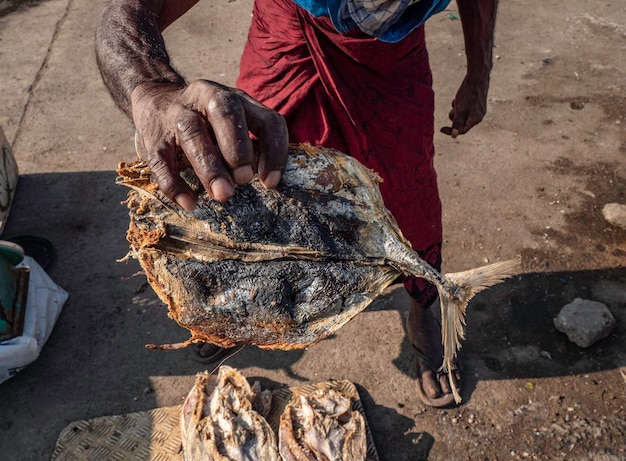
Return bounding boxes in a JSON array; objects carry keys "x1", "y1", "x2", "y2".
[
  {"x1": 51, "y1": 405, "x2": 184, "y2": 461},
  {"x1": 52, "y1": 380, "x2": 378, "y2": 461}
]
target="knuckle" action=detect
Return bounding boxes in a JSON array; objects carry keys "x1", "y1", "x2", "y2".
[
  {"x1": 175, "y1": 112, "x2": 203, "y2": 141},
  {"x1": 207, "y1": 90, "x2": 242, "y2": 118},
  {"x1": 146, "y1": 151, "x2": 170, "y2": 177},
  {"x1": 185, "y1": 79, "x2": 213, "y2": 94},
  {"x1": 147, "y1": 156, "x2": 179, "y2": 198}
]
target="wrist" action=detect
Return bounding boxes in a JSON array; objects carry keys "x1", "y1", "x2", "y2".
[
  {"x1": 131, "y1": 77, "x2": 185, "y2": 98},
  {"x1": 130, "y1": 80, "x2": 185, "y2": 126},
  {"x1": 465, "y1": 71, "x2": 491, "y2": 87},
  {"x1": 465, "y1": 56, "x2": 493, "y2": 85}
]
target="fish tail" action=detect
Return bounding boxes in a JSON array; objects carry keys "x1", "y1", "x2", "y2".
[{"x1": 436, "y1": 258, "x2": 520, "y2": 403}]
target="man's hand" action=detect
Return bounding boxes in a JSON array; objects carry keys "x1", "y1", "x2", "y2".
[
  {"x1": 440, "y1": 76, "x2": 489, "y2": 138},
  {"x1": 96, "y1": 1, "x2": 287, "y2": 210},
  {"x1": 441, "y1": 0, "x2": 498, "y2": 138},
  {"x1": 131, "y1": 80, "x2": 288, "y2": 210}
]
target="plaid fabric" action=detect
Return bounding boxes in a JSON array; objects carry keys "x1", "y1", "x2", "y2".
[
  {"x1": 292, "y1": 0, "x2": 451, "y2": 42},
  {"x1": 339, "y1": 0, "x2": 418, "y2": 38}
]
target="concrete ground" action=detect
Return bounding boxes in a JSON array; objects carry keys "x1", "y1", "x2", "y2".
[{"x1": 0, "y1": 0, "x2": 624, "y2": 460}]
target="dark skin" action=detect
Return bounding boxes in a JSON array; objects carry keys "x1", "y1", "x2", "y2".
[
  {"x1": 96, "y1": 0, "x2": 288, "y2": 209},
  {"x1": 96, "y1": 0, "x2": 498, "y2": 403}
]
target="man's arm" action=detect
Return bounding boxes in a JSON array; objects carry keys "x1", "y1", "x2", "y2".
[
  {"x1": 95, "y1": 0, "x2": 288, "y2": 209},
  {"x1": 440, "y1": 0, "x2": 498, "y2": 138},
  {"x1": 96, "y1": 0, "x2": 195, "y2": 117}
]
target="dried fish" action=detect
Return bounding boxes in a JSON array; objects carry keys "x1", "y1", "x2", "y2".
[
  {"x1": 279, "y1": 388, "x2": 367, "y2": 460},
  {"x1": 118, "y1": 144, "x2": 519, "y2": 403},
  {"x1": 180, "y1": 366, "x2": 279, "y2": 460}
]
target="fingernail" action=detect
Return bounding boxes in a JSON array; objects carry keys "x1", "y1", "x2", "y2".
[
  {"x1": 175, "y1": 193, "x2": 197, "y2": 211},
  {"x1": 261, "y1": 170, "x2": 282, "y2": 189},
  {"x1": 210, "y1": 177, "x2": 234, "y2": 201},
  {"x1": 232, "y1": 165, "x2": 254, "y2": 184}
]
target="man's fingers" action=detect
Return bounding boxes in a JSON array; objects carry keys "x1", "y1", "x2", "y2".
[
  {"x1": 440, "y1": 126, "x2": 452, "y2": 136},
  {"x1": 183, "y1": 81, "x2": 255, "y2": 186},
  {"x1": 440, "y1": 124, "x2": 462, "y2": 138},
  {"x1": 441, "y1": 104, "x2": 474, "y2": 138},
  {"x1": 175, "y1": 108, "x2": 235, "y2": 202},
  {"x1": 142, "y1": 79, "x2": 287, "y2": 206},
  {"x1": 146, "y1": 143, "x2": 197, "y2": 211},
  {"x1": 236, "y1": 90, "x2": 289, "y2": 188},
  {"x1": 181, "y1": 81, "x2": 287, "y2": 189}
]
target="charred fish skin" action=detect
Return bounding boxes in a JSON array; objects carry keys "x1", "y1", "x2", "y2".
[
  {"x1": 150, "y1": 254, "x2": 398, "y2": 349},
  {"x1": 118, "y1": 144, "x2": 520, "y2": 404},
  {"x1": 130, "y1": 147, "x2": 403, "y2": 263},
  {"x1": 118, "y1": 144, "x2": 403, "y2": 351},
  {"x1": 180, "y1": 366, "x2": 280, "y2": 461}
]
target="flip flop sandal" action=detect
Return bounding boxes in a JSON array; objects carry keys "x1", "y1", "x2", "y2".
[
  {"x1": 411, "y1": 344, "x2": 455, "y2": 408},
  {"x1": 191, "y1": 342, "x2": 234, "y2": 364},
  {"x1": 406, "y1": 315, "x2": 458, "y2": 408},
  {"x1": 413, "y1": 345, "x2": 457, "y2": 408},
  {"x1": 6, "y1": 236, "x2": 55, "y2": 270}
]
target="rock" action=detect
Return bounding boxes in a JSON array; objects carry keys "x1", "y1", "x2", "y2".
[
  {"x1": 553, "y1": 298, "x2": 616, "y2": 348},
  {"x1": 602, "y1": 203, "x2": 626, "y2": 229}
]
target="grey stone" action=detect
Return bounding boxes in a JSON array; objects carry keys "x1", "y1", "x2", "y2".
[
  {"x1": 602, "y1": 203, "x2": 626, "y2": 229},
  {"x1": 553, "y1": 298, "x2": 616, "y2": 348}
]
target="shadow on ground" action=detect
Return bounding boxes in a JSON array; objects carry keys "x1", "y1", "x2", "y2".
[
  {"x1": 385, "y1": 266, "x2": 625, "y2": 381},
  {"x1": 1, "y1": 170, "x2": 624, "y2": 460},
  {"x1": 462, "y1": 268, "x2": 625, "y2": 381}
]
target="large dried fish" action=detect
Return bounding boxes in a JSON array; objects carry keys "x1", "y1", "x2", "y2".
[
  {"x1": 118, "y1": 143, "x2": 519, "y2": 403},
  {"x1": 180, "y1": 366, "x2": 279, "y2": 460},
  {"x1": 279, "y1": 388, "x2": 367, "y2": 460}
]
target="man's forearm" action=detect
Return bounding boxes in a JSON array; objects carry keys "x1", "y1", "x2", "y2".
[
  {"x1": 456, "y1": 0, "x2": 498, "y2": 83},
  {"x1": 95, "y1": 0, "x2": 195, "y2": 117}
]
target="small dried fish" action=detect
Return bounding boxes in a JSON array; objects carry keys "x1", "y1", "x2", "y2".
[
  {"x1": 118, "y1": 144, "x2": 519, "y2": 403},
  {"x1": 279, "y1": 388, "x2": 367, "y2": 460},
  {"x1": 180, "y1": 366, "x2": 279, "y2": 461}
]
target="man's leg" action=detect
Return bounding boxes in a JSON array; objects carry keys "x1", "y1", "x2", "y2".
[
  {"x1": 237, "y1": 0, "x2": 456, "y2": 405},
  {"x1": 406, "y1": 298, "x2": 461, "y2": 407}
]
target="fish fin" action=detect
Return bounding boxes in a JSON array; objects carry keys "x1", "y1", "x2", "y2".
[
  {"x1": 145, "y1": 338, "x2": 195, "y2": 350},
  {"x1": 437, "y1": 257, "x2": 521, "y2": 403}
]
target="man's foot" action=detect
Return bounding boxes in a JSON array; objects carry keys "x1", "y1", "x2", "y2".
[
  {"x1": 191, "y1": 342, "x2": 233, "y2": 364},
  {"x1": 406, "y1": 299, "x2": 461, "y2": 408}
]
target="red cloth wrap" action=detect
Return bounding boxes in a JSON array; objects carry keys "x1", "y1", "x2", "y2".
[{"x1": 237, "y1": 0, "x2": 442, "y2": 306}]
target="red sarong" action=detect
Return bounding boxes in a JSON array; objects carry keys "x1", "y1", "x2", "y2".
[{"x1": 237, "y1": 0, "x2": 442, "y2": 306}]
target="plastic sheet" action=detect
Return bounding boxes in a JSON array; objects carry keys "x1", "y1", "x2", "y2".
[{"x1": 0, "y1": 256, "x2": 68, "y2": 384}]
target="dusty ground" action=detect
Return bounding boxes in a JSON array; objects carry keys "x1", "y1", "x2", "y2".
[{"x1": 0, "y1": 0, "x2": 625, "y2": 460}]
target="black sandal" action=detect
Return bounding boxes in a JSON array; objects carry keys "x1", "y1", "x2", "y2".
[{"x1": 191, "y1": 342, "x2": 234, "y2": 364}]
